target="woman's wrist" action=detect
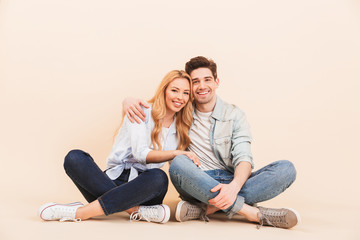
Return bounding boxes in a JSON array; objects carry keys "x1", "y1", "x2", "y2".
[{"x1": 174, "y1": 150, "x2": 184, "y2": 157}]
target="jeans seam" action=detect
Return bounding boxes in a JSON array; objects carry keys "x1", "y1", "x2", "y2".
[
  {"x1": 65, "y1": 170, "x2": 97, "y2": 198},
  {"x1": 171, "y1": 171, "x2": 214, "y2": 203},
  {"x1": 98, "y1": 197, "x2": 109, "y2": 215},
  {"x1": 100, "y1": 186, "x2": 163, "y2": 215}
]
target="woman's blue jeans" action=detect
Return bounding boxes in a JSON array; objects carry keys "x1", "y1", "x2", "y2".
[
  {"x1": 63, "y1": 149, "x2": 168, "y2": 215},
  {"x1": 169, "y1": 155, "x2": 296, "y2": 218}
]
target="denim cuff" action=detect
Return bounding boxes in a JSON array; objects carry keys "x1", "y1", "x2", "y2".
[
  {"x1": 226, "y1": 195, "x2": 245, "y2": 219},
  {"x1": 98, "y1": 197, "x2": 110, "y2": 216}
]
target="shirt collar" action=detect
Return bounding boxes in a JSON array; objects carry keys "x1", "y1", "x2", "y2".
[
  {"x1": 211, "y1": 96, "x2": 225, "y2": 120},
  {"x1": 192, "y1": 96, "x2": 224, "y2": 121}
]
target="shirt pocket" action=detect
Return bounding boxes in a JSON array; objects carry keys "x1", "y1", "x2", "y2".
[{"x1": 214, "y1": 136, "x2": 231, "y2": 160}]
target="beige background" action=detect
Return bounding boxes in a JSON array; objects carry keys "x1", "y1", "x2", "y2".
[{"x1": 1, "y1": 0, "x2": 360, "y2": 239}]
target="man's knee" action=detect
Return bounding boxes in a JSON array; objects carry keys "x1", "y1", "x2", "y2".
[
  {"x1": 278, "y1": 160, "x2": 297, "y2": 186},
  {"x1": 169, "y1": 154, "x2": 192, "y2": 175}
]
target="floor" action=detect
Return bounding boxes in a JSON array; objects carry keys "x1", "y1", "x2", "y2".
[{"x1": 2, "y1": 179, "x2": 358, "y2": 240}]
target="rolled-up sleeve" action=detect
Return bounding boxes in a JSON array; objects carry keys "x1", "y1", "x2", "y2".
[{"x1": 231, "y1": 109, "x2": 254, "y2": 169}]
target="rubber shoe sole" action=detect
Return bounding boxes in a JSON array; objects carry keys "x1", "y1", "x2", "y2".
[{"x1": 38, "y1": 202, "x2": 83, "y2": 221}]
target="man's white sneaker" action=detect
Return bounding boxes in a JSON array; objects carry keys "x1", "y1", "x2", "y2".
[
  {"x1": 130, "y1": 204, "x2": 170, "y2": 223},
  {"x1": 38, "y1": 202, "x2": 84, "y2": 222}
]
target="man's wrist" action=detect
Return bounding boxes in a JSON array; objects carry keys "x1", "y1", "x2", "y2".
[{"x1": 229, "y1": 180, "x2": 242, "y2": 192}]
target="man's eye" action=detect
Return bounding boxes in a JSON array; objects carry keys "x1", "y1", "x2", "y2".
[
  {"x1": 193, "y1": 81, "x2": 199, "y2": 84},
  {"x1": 184, "y1": 92, "x2": 189, "y2": 95}
]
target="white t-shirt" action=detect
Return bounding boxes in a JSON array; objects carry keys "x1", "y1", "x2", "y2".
[
  {"x1": 160, "y1": 126, "x2": 170, "y2": 147},
  {"x1": 188, "y1": 109, "x2": 227, "y2": 171}
]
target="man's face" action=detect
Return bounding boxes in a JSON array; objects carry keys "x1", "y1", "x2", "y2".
[{"x1": 190, "y1": 67, "x2": 219, "y2": 105}]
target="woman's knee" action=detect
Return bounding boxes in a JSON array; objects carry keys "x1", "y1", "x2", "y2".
[
  {"x1": 146, "y1": 168, "x2": 169, "y2": 191},
  {"x1": 63, "y1": 149, "x2": 90, "y2": 171}
]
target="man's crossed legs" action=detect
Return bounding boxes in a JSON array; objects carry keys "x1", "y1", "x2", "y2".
[{"x1": 169, "y1": 155, "x2": 300, "y2": 229}]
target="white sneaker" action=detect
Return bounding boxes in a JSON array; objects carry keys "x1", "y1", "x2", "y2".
[
  {"x1": 130, "y1": 204, "x2": 170, "y2": 223},
  {"x1": 38, "y1": 202, "x2": 84, "y2": 222}
]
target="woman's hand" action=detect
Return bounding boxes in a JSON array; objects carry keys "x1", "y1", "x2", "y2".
[{"x1": 175, "y1": 150, "x2": 201, "y2": 167}]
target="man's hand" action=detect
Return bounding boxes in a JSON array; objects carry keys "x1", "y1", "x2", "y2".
[
  {"x1": 208, "y1": 182, "x2": 241, "y2": 210},
  {"x1": 122, "y1": 97, "x2": 150, "y2": 124}
]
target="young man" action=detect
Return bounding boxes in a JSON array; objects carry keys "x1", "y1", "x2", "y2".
[{"x1": 124, "y1": 56, "x2": 300, "y2": 229}]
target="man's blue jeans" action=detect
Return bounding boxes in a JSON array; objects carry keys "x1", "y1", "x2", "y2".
[
  {"x1": 169, "y1": 155, "x2": 296, "y2": 218},
  {"x1": 64, "y1": 149, "x2": 168, "y2": 215}
]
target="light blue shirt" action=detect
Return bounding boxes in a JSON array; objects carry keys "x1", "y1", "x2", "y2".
[
  {"x1": 207, "y1": 96, "x2": 254, "y2": 171},
  {"x1": 105, "y1": 105, "x2": 178, "y2": 181}
]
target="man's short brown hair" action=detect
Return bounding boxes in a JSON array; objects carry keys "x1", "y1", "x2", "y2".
[{"x1": 185, "y1": 56, "x2": 217, "y2": 79}]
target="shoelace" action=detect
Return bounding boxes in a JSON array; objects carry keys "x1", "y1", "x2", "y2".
[
  {"x1": 52, "y1": 205, "x2": 81, "y2": 222},
  {"x1": 186, "y1": 204, "x2": 209, "y2": 222},
  {"x1": 129, "y1": 212, "x2": 142, "y2": 222},
  {"x1": 130, "y1": 206, "x2": 159, "y2": 222},
  {"x1": 257, "y1": 209, "x2": 287, "y2": 229},
  {"x1": 199, "y1": 212, "x2": 210, "y2": 222},
  {"x1": 186, "y1": 204, "x2": 203, "y2": 218}
]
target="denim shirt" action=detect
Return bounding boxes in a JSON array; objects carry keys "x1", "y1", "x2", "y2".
[
  {"x1": 207, "y1": 96, "x2": 254, "y2": 172},
  {"x1": 105, "y1": 105, "x2": 178, "y2": 181}
]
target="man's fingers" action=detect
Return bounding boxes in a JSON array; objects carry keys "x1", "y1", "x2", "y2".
[
  {"x1": 128, "y1": 109, "x2": 142, "y2": 124},
  {"x1": 131, "y1": 105, "x2": 146, "y2": 121},
  {"x1": 140, "y1": 100, "x2": 150, "y2": 109},
  {"x1": 223, "y1": 203, "x2": 232, "y2": 209},
  {"x1": 133, "y1": 104, "x2": 146, "y2": 119},
  {"x1": 213, "y1": 199, "x2": 230, "y2": 210},
  {"x1": 209, "y1": 188, "x2": 223, "y2": 204},
  {"x1": 210, "y1": 198, "x2": 225, "y2": 208},
  {"x1": 211, "y1": 184, "x2": 221, "y2": 192},
  {"x1": 210, "y1": 194, "x2": 222, "y2": 204},
  {"x1": 126, "y1": 112, "x2": 134, "y2": 123}
]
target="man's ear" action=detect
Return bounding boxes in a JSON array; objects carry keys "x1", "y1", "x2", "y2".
[{"x1": 215, "y1": 78, "x2": 220, "y2": 87}]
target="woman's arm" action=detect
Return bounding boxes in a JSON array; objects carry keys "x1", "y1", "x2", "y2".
[
  {"x1": 146, "y1": 150, "x2": 201, "y2": 166},
  {"x1": 124, "y1": 107, "x2": 200, "y2": 167}
]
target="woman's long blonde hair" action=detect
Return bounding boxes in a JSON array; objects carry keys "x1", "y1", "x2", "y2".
[{"x1": 148, "y1": 70, "x2": 193, "y2": 151}]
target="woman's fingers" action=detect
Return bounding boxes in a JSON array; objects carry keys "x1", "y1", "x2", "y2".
[{"x1": 185, "y1": 153, "x2": 201, "y2": 167}]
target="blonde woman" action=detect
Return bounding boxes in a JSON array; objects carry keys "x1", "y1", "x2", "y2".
[{"x1": 38, "y1": 70, "x2": 199, "y2": 223}]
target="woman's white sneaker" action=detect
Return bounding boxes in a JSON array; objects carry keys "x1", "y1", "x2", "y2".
[
  {"x1": 38, "y1": 202, "x2": 84, "y2": 222},
  {"x1": 130, "y1": 204, "x2": 170, "y2": 223}
]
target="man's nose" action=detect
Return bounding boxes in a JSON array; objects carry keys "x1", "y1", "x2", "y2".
[{"x1": 199, "y1": 80, "x2": 205, "y2": 89}]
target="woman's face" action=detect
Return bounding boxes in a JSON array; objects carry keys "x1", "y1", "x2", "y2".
[{"x1": 165, "y1": 78, "x2": 191, "y2": 115}]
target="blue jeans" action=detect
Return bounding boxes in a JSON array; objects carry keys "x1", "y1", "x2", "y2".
[
  {"x1": 63, "y1": 149, "x2": 168, "y2": 215},
  {"x1": 169, "y1": 155, "x2": 296, "y2": 218}
]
